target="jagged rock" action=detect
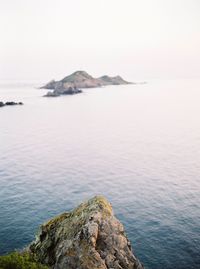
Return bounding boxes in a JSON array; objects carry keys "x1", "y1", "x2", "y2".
[{"x1": 30, "y1": 196, "x2": 144, "y2": 269}]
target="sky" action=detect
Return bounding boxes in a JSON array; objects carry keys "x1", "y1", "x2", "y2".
[{"x1": 0, "y1": 0, "x2": 200, "y2": 81}]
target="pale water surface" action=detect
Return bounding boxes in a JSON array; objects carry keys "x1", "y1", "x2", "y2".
[{"x1": 0, "y1": 79, "x2": 200, "y2": 269}]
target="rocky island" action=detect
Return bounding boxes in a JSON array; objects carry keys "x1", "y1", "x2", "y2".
[
  {"x1": 0, "y1": 196, "x2": 144, "y2": 269},
  {"x1": 41, "y1": 71, "x2": 132, "y2": 97}
]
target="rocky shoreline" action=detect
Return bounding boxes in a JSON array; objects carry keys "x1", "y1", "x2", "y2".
[{"x1": 0, "y1": 196, "x2": 144, "y2": 269}]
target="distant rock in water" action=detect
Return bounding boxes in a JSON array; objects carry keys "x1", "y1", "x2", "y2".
[
  {"x1": 30, "y1": 196, "x2": 144, "y2": 269},
  {"x1": 0, "y1": 101, "x2": 23, "y2": 107},
  {"x1": 41, "y1": 71, "x2": 132, "y2": 97}
]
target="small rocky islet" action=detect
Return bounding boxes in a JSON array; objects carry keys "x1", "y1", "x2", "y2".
[
  {"x1": 41, "y1": 71, "x2": 133, "y2": 97},
  {"x1": 0, "y1": 196, "x2": 144, "y2": 269},
  {"x1": 0, "y1": 101, "x2": 23, "y2": 107}
]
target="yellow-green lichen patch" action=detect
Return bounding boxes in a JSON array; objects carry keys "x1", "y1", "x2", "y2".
[
  {"x1": 0, "y1": 251, "x2": 49, "y2": 269},
  {"x1": 41, "y1": 196, "x2": 112, "y2": 230},
  {"x1": 71, "y1": 196, "x2": 113, "y2": 221},
  {"x1": 89, "y1": 196, "x2": 113, "y2": 218},
  {"x1": 43, "y1": 212, "x2": 70, "y2": 231}
]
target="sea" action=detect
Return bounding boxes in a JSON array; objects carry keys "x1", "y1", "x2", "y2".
[{"x1": 0, "y1": 79, "x2": 200, "y2": 269}]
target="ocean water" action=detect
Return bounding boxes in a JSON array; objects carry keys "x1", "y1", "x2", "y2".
[{"x1": 0, "y1": 79, "x2": 200, "y2": 269}]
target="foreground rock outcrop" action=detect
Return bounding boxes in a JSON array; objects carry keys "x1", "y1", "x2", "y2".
[
  {"x1": 30, "y1": 196, "x2": 144, "y2": 269},
  {"x1": 42, "y1": 71, "x2": 132, "y2": 97},
  {"x1": 0, "y1": 101, "x2": 23, "y2": 107}
]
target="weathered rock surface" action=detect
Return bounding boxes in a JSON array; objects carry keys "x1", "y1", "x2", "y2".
[
  {"x1": 30, "y1": 196, "x2": 144, "y2": 269},
  {"x1": 0, "y1": 101, "x2": 23, "y2": 107},
  {"x1": 41, "y1": 71, "x2": 132, "y2": 97}
]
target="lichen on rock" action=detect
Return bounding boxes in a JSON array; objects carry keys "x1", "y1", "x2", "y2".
[{"x1": 30, "y1": 196, "x2": 144, "y2": 269}]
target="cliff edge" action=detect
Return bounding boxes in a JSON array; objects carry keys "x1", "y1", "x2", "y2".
[{"x1": 30, "y1": 196, "x2": 144, "y2": 269}]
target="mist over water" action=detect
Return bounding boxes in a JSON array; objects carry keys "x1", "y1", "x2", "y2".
[{"x1": 0, "y1": 79, "x2": 200, "y2": 269}]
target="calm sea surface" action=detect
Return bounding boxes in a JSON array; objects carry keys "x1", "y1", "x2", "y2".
[{"x1": 0, "y1": 79, "x2": 200, "y2": 268}]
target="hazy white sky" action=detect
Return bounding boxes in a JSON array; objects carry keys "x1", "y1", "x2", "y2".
[{"x1": 0, "y1": 0, "x2": 200, "y2": 80}]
